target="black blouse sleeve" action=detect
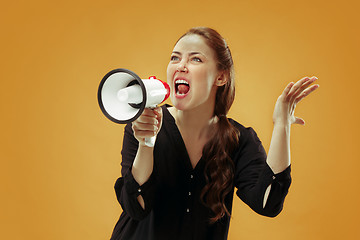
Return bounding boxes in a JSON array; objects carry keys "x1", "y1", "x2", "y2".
[
  {"x1": 233, "y1": 125, "x2": 292, "y2": 217},
  {"x1": 114, "y1": 123, "x2": 156, "y2": 221}
]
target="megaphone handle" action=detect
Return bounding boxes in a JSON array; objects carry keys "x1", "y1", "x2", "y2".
[
  {"x1": 144, "y1": 136, "x2": 156, "y2": 147},
  {"x1": 143, "y1": 105, "x2": 159, "y2": 147}
]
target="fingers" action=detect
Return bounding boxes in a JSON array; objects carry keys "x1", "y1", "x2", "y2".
[
  {"x1": 132, "y1": 107, "x2": 163, "y2": 141},
  {"x1": 294, "y1": 83, "x2": 319, "y2": 103},
  {"x1": 282, "y1": 82, "x2": 295, "y2": 97},
  {"x1": 294, "y1": 116, "x2": 305, "y2": 126},
  {"x1": 286, "y1": 76, "x2": 319, "y2": 103},
  {"x1": 286, "y1": 76, "x2": 311, "y2": 100},
  {"x1": 153, "y1": 107, "x2": 163, "y2": 128}
]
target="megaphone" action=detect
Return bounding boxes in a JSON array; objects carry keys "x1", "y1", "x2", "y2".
[{"x1": 98, "y1": 68, "x2": 170, "y2": 147}]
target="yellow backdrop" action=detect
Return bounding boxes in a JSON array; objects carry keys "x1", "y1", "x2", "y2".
[{"x1": 1, "y1": 0, "x2": 359, "y2": 239}]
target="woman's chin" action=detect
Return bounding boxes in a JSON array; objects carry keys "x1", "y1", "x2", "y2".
[
  {"x1": 170, "y1": 94, "x2": 188, "y2": 110},
  {"x1": 171, "y1": 100, "x2": 188, "y2": 111}
]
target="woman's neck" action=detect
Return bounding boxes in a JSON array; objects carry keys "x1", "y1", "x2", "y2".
[{"x1": 170, "y1": 103, "x2": 217, "y2": 141}]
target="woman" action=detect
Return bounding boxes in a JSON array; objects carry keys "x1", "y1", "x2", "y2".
[{"x1": 110, "y1": 27, "x2": 319, "y2": 240}]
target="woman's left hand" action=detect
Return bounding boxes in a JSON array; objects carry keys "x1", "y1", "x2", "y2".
[{"x1": 273, "y1": 76, "x2": 320, "y2": 126}]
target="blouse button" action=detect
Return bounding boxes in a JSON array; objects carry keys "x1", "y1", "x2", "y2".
[
  {"x1": 188, "y1": 192, "x2": 191, "y2": 196},
  {"x1": 138, "y1": 188, "x2": 142, "y2": 193},
  {"x1": 190, "y1": 174, "x2": 194, "y2": 179},
  {"x1": 186, "y1": 208, "x2": 190, "y2": 213},
  {"x1": 272, "y1": 176, "x2": 276, "y2": 180}
]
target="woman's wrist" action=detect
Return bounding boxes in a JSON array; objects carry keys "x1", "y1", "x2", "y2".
[
  {"x1": 273, "y1": 120, "x2": 291, "y2": 128},
  {"x1": 132, "y1": 144, "x2": 155, "y2": 185}
]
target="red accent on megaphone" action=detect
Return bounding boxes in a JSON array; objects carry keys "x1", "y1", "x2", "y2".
[
  {"x1": 149, "y1": 76, "x2": 170, "y2": 103},
  {"x1": 159, "y1": 79, "x2": 170, "y2": 103}
]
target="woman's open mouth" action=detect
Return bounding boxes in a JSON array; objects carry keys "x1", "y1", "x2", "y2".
[{"x1": 175, "y1": 79, "x2": 190, "y2": 97}]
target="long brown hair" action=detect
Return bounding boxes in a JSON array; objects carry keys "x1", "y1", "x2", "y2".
[{"x1": 178, "y1": 27, "x2": 240, "y2": 223}]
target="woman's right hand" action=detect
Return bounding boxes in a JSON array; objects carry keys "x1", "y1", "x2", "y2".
[{"x1": 131, "y1": 107, "x2": 163, "y2": 147}]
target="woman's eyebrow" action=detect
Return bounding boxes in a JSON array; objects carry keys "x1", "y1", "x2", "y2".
[
  {"x1": 171, "y1": 51, "x2": 204, "y2": 56},
  {"x1": 189, "y1": 52, "x2": 203, "y2": 56}
]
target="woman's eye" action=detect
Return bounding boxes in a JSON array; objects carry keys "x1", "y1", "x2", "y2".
[
  {"x1": 170, "y1": 55, "x2": 180, "y2": 61},
  {"x1": 192, "y1": 57, "x2": 202, "y2": 62}
]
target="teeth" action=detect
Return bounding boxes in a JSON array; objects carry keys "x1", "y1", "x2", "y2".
[{"x1": 175, "y1": 79, "x2": 189, "y2": 85}]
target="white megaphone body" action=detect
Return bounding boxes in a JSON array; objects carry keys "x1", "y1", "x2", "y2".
[{"x1": 98, "y1": 68, "x2": 170, "y2": 147}]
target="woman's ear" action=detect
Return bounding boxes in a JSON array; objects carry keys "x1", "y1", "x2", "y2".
[{"x1": 215, "y1": 72, "x2": 228, "y2": 86}]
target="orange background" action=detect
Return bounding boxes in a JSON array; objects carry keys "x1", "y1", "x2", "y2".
[{"x1": 1, "y1": 0, "x2": 359, "y2": 239}]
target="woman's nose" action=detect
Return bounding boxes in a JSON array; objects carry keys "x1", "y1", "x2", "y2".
[{"x1": 176, "y1": 61, "x2": 188, "y2": 73}]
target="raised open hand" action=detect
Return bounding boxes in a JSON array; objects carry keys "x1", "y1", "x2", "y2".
[{"x1": 273, "y1": 76, "x2": 319, "y2": 126}]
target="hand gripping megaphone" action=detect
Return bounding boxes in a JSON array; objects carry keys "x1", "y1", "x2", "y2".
[{"x1": 98, "y1": 68, "x2": 170, "y2": 147}]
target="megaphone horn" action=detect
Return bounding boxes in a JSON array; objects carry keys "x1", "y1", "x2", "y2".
[{"x1": 98, "y1": 68, "x2": 170, "y2": 147}]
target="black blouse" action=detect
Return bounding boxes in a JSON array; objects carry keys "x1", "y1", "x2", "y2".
[{"x1": 110, "y1": 105, "x2": 291, "y2": 240}]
